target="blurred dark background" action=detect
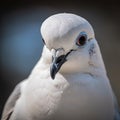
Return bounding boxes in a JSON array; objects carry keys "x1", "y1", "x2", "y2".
[{"x1": 0, "y1": 0, "x2": 120, "y2": 118}]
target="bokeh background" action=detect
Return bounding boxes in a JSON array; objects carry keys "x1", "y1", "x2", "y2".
[{"x1": 1, "y1": 0, "x2": 120, "y2": 118}]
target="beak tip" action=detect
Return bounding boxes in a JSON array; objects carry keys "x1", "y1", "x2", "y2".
[
  {"x1": 50, "y1": 65, "x2": 56, "y2": 80},
  {"x1": 51, "y1": 76, "x2": 55, "y2": 80},
  {"x1": 50, "y1": 73, "x2": 55, "y2": 80}
]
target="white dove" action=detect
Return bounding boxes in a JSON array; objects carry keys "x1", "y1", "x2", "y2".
[{"x1": 1, "y1": 13, "x2": 120, "y2": 120}]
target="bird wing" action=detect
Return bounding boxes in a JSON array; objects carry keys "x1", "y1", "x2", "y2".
[
  {"x1": 113, "y1": 94, "x2": 120, "y2": 120},
  {"x1": 1, "y1": 82, "x2": 21, "y2": 120}
]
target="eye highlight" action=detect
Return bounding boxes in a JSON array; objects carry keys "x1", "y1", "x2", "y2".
[{"x1": 76, "y1": 33, "x2": 87, "y2": 46}]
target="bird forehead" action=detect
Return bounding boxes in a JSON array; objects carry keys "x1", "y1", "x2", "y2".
[
  {"x1": 41, "y1": 13, "x2": 87, "y2": 37},
  {"x1": 41, "y1": 13, "x2": 94, "y2": 49}
]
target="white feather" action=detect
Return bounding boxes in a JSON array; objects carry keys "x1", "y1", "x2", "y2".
[{"x1": 2, "y1": 13, "x2": 119, "y2": 120}]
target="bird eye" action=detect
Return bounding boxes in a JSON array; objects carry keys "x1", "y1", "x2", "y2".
[
  {"x1": 42, "y1": 38, "x2": 46, "y2": 44},
  {"x1": 76, "y1": 34, "x2": 87, "y2": 46}
]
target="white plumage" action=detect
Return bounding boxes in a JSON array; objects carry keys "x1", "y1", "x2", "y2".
[{"x1": 1, "y1": 13, "x2": 120, "y2": 120}]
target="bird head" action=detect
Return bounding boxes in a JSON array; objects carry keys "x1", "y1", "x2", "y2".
[{"x1": 41, "y1": 13, "x2": 106, "y2": 79}]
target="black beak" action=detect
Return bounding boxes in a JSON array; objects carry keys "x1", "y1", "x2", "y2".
[
  {"x1": 50, "y1": 50, "x2": 73, "y2": 80},
  {"x1": 50, "y1": 55, "x2": 67, "y2": 79}
]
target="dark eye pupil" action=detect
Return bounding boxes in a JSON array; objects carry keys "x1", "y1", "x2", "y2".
[
  {"x1": 42, "y1": 38, "x2": 46, "y2": 44},
  {"x1": 78, "y1": 36, "x2": 86, "y2": 46}
]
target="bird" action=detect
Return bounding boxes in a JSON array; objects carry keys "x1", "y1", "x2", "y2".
[{"x1": 1, "y1": 13, "x2": 120, "y2": 120}]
